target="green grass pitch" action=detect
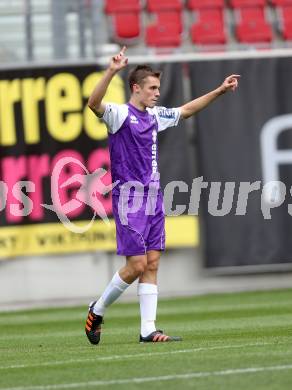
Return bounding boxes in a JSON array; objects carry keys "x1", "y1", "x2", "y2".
[{"x1": 1, "y1": 288, "x2": 292, "y2": 390}]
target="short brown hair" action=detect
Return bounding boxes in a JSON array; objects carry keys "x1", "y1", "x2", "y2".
[{"x1": 128, "y1": 65, "x2": 161, "y2": 92}]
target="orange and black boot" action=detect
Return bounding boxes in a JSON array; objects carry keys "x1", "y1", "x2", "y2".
[
  {"x1": 139, "y1": 329, "x2": 182, "y2": 343},
  {"x1": 85, "y1": 301, "x2": 103, "y2": 345}
]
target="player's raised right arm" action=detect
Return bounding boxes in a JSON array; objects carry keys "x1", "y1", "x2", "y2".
[{"x1": 88, "y1": 46, "x2": 128, "y2": 117}]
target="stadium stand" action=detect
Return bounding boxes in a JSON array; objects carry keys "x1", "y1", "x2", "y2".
[
  {"x1": 270, "y1": 0, "x2": 292, "y2": 5},
  {"x1": 104, "y1": 0, "x2": 142, "y2": 13},
  {"x1": 145, "y1": 16, "x2": 182, "y2": 46},
  {"x1": 278, "y1": 5, "x2": 292, "y2": 39},
  {"x1": 152, "y1": 10, "x2": 183, "y2": 33},
  {"x1": 144, "y1": 1, "x2": 183, "y2": 47},
  {"x1": 187, "y1": 0, "x2": 225, "y2": 9},
  {"x1": 1, "y1": 0, "x2": 292, "y2": 63},
  {"x1": 0, "y1": 0, "x2": 53, "y2": 61},
  {"x1": 190, "y1": 9, "x2": 227, "y2": 44},
  {"x1": 104, "y1": 0, "x2": 287, "y2": 50},
  {"x1": 146, "y1": 0, "x2": 183, "y2": 12},
  {"x1": 234, "y1": 6, "x2": 273, "y2": 43},
  {"x1": 229, "y1": 0, "x2": 267, "y2": 8},
  {"x1": 111, "y1": 12, "x2": 141, "y2": 41}
]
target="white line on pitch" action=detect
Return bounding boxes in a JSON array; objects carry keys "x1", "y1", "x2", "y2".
[
  {"x1": 1, "y1": 364, "x2": 292, "y2": 390},
  {"x1": 0, "y1": 341, "x2": 287, "y2": 370},
  {"x1": 1, "y1": 300, "x2": 291, "y2": 326}
]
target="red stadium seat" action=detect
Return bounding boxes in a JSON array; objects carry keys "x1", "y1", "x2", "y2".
[
  {"x1": 229, "y1": 0, "x2": 266, "y2": 7},
  {"x1": 279, "y1": 6, "x2": 292, "y2": 39},
  {"x1": 191, "y1": 9, "x2": 226, "y2": 44},
  {"x1": 281, "y1": 4, "x2": 292, "y2": 19},
  {"x1": 235, "y1": 7, "x2": 273, "y2": 43},
  {"x1": 105, "y1": 0, "x2": 141, "y2": 14},
  {"x1": 146, "y1": 0, "x2": 183, "y2": 12},
  {"x1": 145, "y1": 22, "x2": 181, "y2": 46},
  {"x1": 145, "y1": 8, "x2": 182, "y2": 46},
  {"x1": 112, "y1": 12, "x2": 141, "y2": 40},
  {"x1": 155, "y1": 11, "x2": 183, "y2": 33},
  {"x1": 187, "y1": 0, "x2": 224, "y2": 9},
  {"x1": 270, "y1": 0, "x2": 292, "y2": 6}
]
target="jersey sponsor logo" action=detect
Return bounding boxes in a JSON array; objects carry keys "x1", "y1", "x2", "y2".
[
  {"x1": 130, "y1": 114, "x2": 139, "y2": 124},
  {"x1": 152, "y1": 130, "x2": 158, "y2": 173},
  {"x1": 157, "y1": 108, "x2": 176, "y2": 119}
]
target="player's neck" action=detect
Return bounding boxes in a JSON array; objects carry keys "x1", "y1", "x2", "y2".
[{"x1": 129, "y1": 98, "x2": 147, "y2": 112}]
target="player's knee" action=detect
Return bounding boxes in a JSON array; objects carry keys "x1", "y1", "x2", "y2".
[
  {"x1": 146, "y1": 251, "x2": 160, "y2": 272},
  {"x1": 130, "y1": 256, "x2": 147, "y2": 277},
  {"x1": 146, "y1": 258, "x2": 159, "y2": 272}
]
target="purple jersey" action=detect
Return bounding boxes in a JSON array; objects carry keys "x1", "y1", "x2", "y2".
[{"x1": 102, "y1": 102, "x2": 181, "y2": 196}]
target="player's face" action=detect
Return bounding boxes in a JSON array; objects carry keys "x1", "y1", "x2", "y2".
[{"x1": 138, "y1": 76, "x2": 160, "y2": 108}]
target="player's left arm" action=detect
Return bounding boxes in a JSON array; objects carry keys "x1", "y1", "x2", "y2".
[{"x1": 179, "y1": 74, "x2": 240, "y2": 119}]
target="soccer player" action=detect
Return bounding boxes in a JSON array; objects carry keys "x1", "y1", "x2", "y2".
[{"x1": 85, "y1": 46, "x2": 239, "y2": 344}]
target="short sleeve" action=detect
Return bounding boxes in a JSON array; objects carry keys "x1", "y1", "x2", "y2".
[
  {"x1": 102, "y1": 103, "x2": 128, "y2": 134},
  {"x1": 152, "y1": 106, "x2": 181, "y2": 132}
]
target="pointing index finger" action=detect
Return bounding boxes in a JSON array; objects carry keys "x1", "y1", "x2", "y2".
[{"x1": 120, "y1": 46, "x2": 127, "y2": 55}]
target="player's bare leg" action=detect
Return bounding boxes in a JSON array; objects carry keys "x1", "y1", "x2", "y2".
[
  {"x1": 119, "y1": 254, "x2": 148, "y2": 284},
  {"x1": 139, "y1": 249, "x2": 160, "y2": 284}
]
